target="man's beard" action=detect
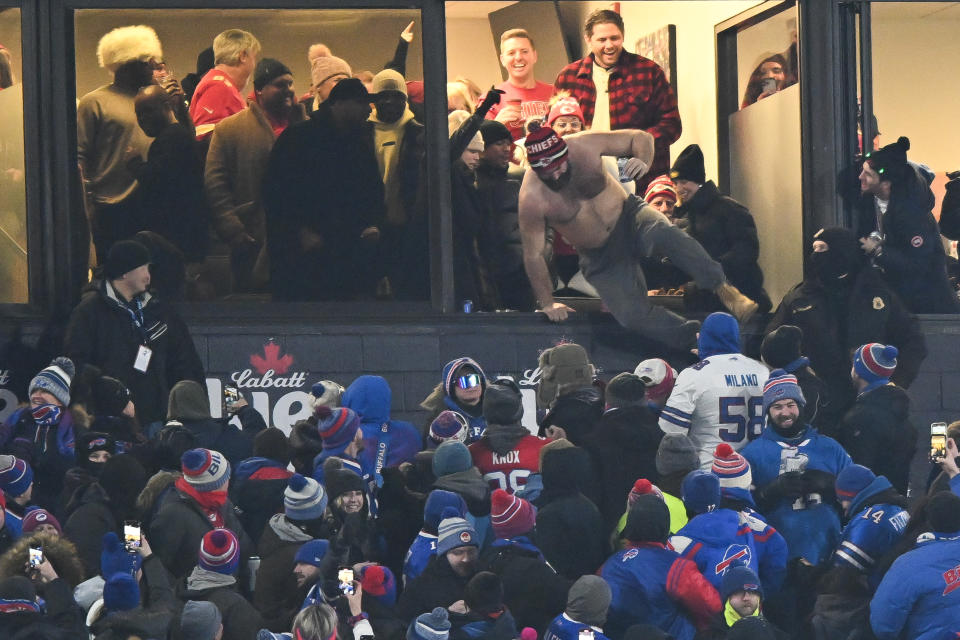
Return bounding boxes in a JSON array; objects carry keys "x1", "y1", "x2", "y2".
[
  {"x1": 771, "y1": 412, "x2": 804, "y2": 438},
  {"x1": 542, "y1": 169, "x2": 571, "y2": 191}
]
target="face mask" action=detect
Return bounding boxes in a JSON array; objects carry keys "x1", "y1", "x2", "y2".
[
  {"x1": 809, "y1": 249, "x2": 850, "y2": 284},
  {"x1": 31, "y1": 403, "x2": 63, "y2": 427}
]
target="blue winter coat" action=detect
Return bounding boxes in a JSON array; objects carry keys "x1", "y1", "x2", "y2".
[
  {"x1": 833, "y1": 475, "x2": 909, "y2": 584},
  {"x1": 741, "y1": 425, "x2": 851, "y2": 564},
  {"x1": 870, "y1": 530, "x2": 960, "y2": 639},
  {"x1": 403, "y1": 532, "x2": 437, "y2": 585},
  {"x1": 342, "y1": 375, "x2": 422, "y2": 482},
  {"x1": 544, "y1": 613, "x2": 611, "y2": 640}
]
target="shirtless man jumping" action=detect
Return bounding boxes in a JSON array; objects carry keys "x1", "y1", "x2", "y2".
[{"x1": 518, "y1": 123, "x2": 757, "y2": 348}]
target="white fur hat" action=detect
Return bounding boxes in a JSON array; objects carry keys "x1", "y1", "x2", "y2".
[{"x1": 97, "y1": 25, "x2": 163, "y2": 73}]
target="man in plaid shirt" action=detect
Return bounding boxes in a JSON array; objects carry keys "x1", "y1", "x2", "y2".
[{"x1": 554, "y1": 9, "x2": 680, "y2": 194}]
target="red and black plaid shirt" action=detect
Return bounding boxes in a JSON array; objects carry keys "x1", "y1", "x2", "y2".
[{"x1": 554, "y1": 51, "x2": 682, "y2": 189}]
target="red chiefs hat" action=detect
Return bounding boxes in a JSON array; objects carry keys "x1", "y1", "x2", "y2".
[{"x1": 525, "y1": 123, "x2": 568, "y2": 172}]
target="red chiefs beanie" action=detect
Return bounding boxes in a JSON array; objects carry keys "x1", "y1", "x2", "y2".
[{"x1": 525, "y1": 123, "x2": 568, "y2": 172}]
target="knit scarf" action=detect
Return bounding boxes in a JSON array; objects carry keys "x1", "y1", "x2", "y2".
[
  {"x1": 724, "y1": 600, "x2": 760, "y2": 627},
  {"x1": 175, "y1": 477, "x2": 227, "y2": 528},
  {"x1": 31, "y1": 403, "x2": 62, "y2": 427}
]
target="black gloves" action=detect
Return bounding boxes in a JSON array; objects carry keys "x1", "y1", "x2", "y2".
[
  {"x1": 476, "y1": 87, "x2": 505, "y2": 117},
  {"x1": 755, "y1": 471, "x2": 804, "y2": 509}
]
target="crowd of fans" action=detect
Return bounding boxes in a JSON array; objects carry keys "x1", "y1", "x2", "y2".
[
  {"x1": 3, "y1": 6, "x2": 959, "y2": 640},
  {"x1": 1, "y1": 305, "x2": 959, "y2": 639}
]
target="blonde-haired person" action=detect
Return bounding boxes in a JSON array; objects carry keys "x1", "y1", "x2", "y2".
[
  {"x1": 78, "y1": 25, "x2": 163, "y2": 263},
  {"x1": 291, "y1": 603, "x2": 341, "y2": 640},
  {"x1": 190, "y1": 29, "x2": 261, "y2": 139}
]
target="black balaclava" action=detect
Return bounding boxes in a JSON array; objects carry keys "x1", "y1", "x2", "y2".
[
  {"x1": 76, "y1": 431, "x2": 116, "y2": 476},
  {"x1": 809, "y1": 227, "x2": 862, "y2": 286}
]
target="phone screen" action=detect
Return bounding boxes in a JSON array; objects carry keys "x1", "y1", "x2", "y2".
[
  {"x1": 761, "y1": 77, "x2": 778, "y2": 93},
  {"x1": 338, "y1": 568, "x2": 355, "y2": 595},
  {"x1": 931, "y1": 422, "x2": 948, "y2": 461},
  {"x1": 29, "y1": 546, "x2": 43, "y2": 567},
  {"x1": 124, "y1": 521, "x2": 142, "y2": 550},
  {"x1": 223, "y1": 386, "x2": 241, "y2": 413}
]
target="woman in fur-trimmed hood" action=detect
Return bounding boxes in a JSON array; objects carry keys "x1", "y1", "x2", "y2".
[
  {"x1": 0, "y1": 531, "x2": 86, "y2": 588},
  {"x1": 420, "y1": 357, "x2": 488, "y2": 443}
]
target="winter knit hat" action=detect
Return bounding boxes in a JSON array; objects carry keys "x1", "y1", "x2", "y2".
[
  {"x1": 92, "y1": 375, "x2": 131, "y2": 417},
  {"x1": 655, "y1": 434, "x2": 699, "y2": 477},
  {"x1": 104, "y1": 239, "x2": 150, "y2": 279},
  {"x1": 372, "y1": 68, "x2": 407, "y2": 96},
  {"x1": 682, "y1": 470, "x2": 721, "y2": 514},
  {"x1": 181, "y1": 448, "x2": 231, "y2": 492},
  {"x1": 253, "y1": 428, "x2": 290, "y2": 465},
  {"x1": 437, "y1": 507, "x2": 478, "y2": 555},
  {"x1": 928, "y1": 491, "x2": 960, "y2": 533},
  {"x1": 547, "y1": 95, "x2": 585, "y2": 127},
  {"x1": 727, "y1": 616, "x2": 779, "y2": 640},
  {"x1": 294, "y1": 539, "x2": 329, "y2": 567},
  {"x1": 566, "y1": 575, "x2": 612, "y2": 627},
  {"x1": 78, "y1": 431, "x2": 116, "y2": 459},
  {"x1": 199, "y1": 529, "x2": 240, "y2": 575},
  {"x1": 865, "y1": 136, "x2": 910, "y2": 184},
  {"x1": 22, "y1": 508, "x2": 62, "y2": 535},
  {"x1": 490, "y1": 488, "x2": 536, "y2": 539},
  {"x1": 720, "y1": 564, "x2": 764, "y2": 603},
  {"x1": 623, "y1": 494, "x2": 670, "y2": 543},
  {"x1": 604, "y1": 373, "x2": 647, "y2": 408},
  {"x1": 442, "y1": 357, "x2": 486, "y2": 398},
  {"x1": 253, "y1": 57, "x2": 292, "y2": 91},
  {"x1": 480, "y1": 120, "x2": 512, "y2": 147},
  {"x1": 101, "y1": 531, "x2": 142, "y2": 577},
  {"x1": 464, "y1": 571, "x2": 503, "y2": 614},
  {"x1": 0, "y1": 575, "x2": 39, "y2": 614},
  {"x1": 432, "y1": 441, "x2": 473, "y2": 477},
  {"x1": 762, "y1": 369, "x2": 806, "y2": 416},
  {"x1": 643, "y1": 175, "x2": 678, "y2": 204},
  {"x1": 483, "y1": 380, "x2": 523, "y2": 425},
  {"x1": 424, "y1": 489, "x2": 468, "y2": 531},
  {"x1": 103, "y1": 572, "x2": 140, "y2": 612},
  {"x1": 525, "y1": 122, "x2": 569, "y2": 172},
  {"x1": 429, "y1": 411, "x2": 469, "y2": 445},
  {"x1": 835, "y1": 464, "x2": 876, "y2": 501},
  {"x1": 326, "y1": 466, "x2": 365, "y2": 504},
  {"x1": 0, "y1": 455, "x2": 33, "y2": 497},
  {"x1": 96, "y1": 25, "x2": 162, "y2": 73},
  {"x1": 284, "y1": 473, "x2": 328, "y2": 521},
  {"x1": 311, "y1": 51, "x2": 352, "y2": 88},
  {"x1": 853, "y1": 343, "x2": 898, "y2": 384},
  {"x1": 326, "y1": 77, "x2": 369, "y2": 104},
  {"x1": 359, "y1": 564, "x2": 397, "y2": 607},
  {"x1": 311, "y1": 380, "x2": 344, "y2": 409},
  {"x1": 760, "y1": 325, "x2": 803, "y2": 369},
  {"x1": 315, "y1": 406, "x2": 361, "y2": 453},
  {"x1": 407, "y1": 607, "x2": 451, "y2": 640},
  {"x1": 182, "y1": 600, "x2": 222, "y2": 640},
  {"x1": 670, "y1": 143, "x2": 706, "y2": 184},
  {"x1": 634, "y1": 358, "x2": 678, "y2": 405},
  {"x1": 712, "y1": 444, "x2": 752, "y2": 490},
  {"x1": 29, "y1": 357, "x2": 75, "y2": 407},
  {"x1": 627, "y1": 478, "x2": 664, "y2": 510}
]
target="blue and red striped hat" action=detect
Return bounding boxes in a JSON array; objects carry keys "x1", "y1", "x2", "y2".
[
  {"x1": 853, "y1": 343, "x2": 898, "y2": 384},
  {"x1": 762, "y1": 369, "x2": 806, "y2": 416},
  {"x1": 316, "y1": 406, "x2": 361, "y2": 453},
  {"x1": 199, "y1": 528, "x2": 239, "y2": 575}
]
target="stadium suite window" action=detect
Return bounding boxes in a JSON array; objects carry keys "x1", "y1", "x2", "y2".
[
  {"x1": 0, "y1": 7, "x2": 28, "y2": 304},
  {"x1": 72, "y1": 8, "x2": 429, "y2": 307}
]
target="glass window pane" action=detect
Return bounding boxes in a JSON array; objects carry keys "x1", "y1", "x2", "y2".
[
  {"x1": 0, "y1": 7, "x2": 28, "y2": 303},
  {"x1": 74, "y1": 8, "x2": 426, "y2": 303}
]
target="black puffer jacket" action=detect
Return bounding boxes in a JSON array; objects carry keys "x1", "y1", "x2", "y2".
[
  {"x1": 835, "y1": 384, "x2": 916, "y2": 495},
  {"x1": 674, "y1": 180, "x2": 771, "y2": 312},
  {"x1": 62, "y1": 482, "x2": 117, "y2": 578}
]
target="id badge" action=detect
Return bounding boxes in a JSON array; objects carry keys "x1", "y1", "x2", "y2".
[{"x1": 134, "y1": 345, "x2": 153, "y2": 372}]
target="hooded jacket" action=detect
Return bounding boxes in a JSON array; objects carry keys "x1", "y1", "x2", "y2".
[
  {"x1": 253, "y1": 513, "x2": 314, "y2": 632},
  {"x1": 397, "y1": 553, "x2": 475, "y2": 622},
  {"x1": 834, "y1": 383, "x2": 915, "y2": 495},
  {"x1": 833, "y1": 476, "x2": 909, "y2": 582},
  {"x1": 0, "y1": 532, "x2": 86, "y2": 590},
  {"x1": 534, "y1": 447, "x2": 608, "y2": 579},
  {"x1": 180, "y1": 566, "x2": 265, "y2": 640},
  {"x1": 669, "y1": 509, "x2": 764, "y2": 592},
  {"x1": 0, "y1": 576, "x2": 86, "y2": 638},
  {"x1": 421, "y1": 358, "x2": 488, "y2": 442},
  {"x1": 62, "y1": 482, "x2": 118, "y2": 578},
  {"x1": 342, "y1": 375, "x2": 421, "y2": 481},
  {"x1": 165, "y1": 380, "x2": 266, "y2": 463},
  {"x1": 230, "y1": 456, "x2": 292, "y2": 544}
]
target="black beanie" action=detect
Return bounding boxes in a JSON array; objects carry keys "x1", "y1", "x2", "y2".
[
  {"x1": 254, "y1": 427, "x2": 290, "y2": 465},
  {"x1": 104, "y1": 240, "x2": 150, "y2": 279},
  {"x1": 928, "y1": 491, "x2": 960, "y2": 533},
  {"x1": 464, "y1": 571, "x2": 503, "y2": 614},
  {"x1": 92, "y1": 375, "x2": 131, "y2": 417},
  {"x1": 326, "y1": 467, "x2": 366, "y2": 503},
  {"x1": 480, "y1": 120, "x2": 512, "y2": 147},
  {"x1": 761, "y1": 325, "x2": 803, "y2": 368},
  {"x1": 670, "y1": 144, "x2": 705, "y2": 184},
  {"x1": 865, "y1": 135, "x2": 910, "y2": 184},
  {"x1": 604, "y1": 372, "x2": 647, "y2": 408},
  {"x1": 99, "y1": 454, "x2": 148, "y2": 511},
  {"x1": 254, "y1": 57, "x2": 293, "y2": 91},
  {"x1": 727, "y1": 616, "x2": 779, "y2": 640},
  {"x1": 327, "y1": 77, "x2": 370, "y2": 104},
  {"x1": 622, "y1": 494, "x2": 670, "y2": 543},
  {"x1": 0, "y1": 575, "x2": 36, "y2": 601},
  {"x1": 483, "y1": 380, "x2": 523, "y2": 425}
]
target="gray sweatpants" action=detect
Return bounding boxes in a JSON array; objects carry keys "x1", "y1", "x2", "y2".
[{"x1": 579, "y1": 195, "x2": 725, "y2": 347}]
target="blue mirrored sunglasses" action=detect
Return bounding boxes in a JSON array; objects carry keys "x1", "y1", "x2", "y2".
[{"x1": 457, "y1": 374, "x2": 481, "y2": 389}]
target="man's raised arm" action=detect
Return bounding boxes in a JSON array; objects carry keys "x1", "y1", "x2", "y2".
[
  {"x1": 519, "y1": 177, "x2": 573, "y2": 321},
  {"x1": 574, "y1": 129, "x2": 655, "y2": 179}
]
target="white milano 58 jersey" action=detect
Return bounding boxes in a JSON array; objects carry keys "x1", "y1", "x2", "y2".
[{"x1": 659, "y1": 353, "x2": 769, "y2": 468}]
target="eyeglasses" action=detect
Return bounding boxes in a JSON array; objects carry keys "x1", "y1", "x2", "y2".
[{"x1": 457, "y1": 374, "x2": 481, "y2": 389}]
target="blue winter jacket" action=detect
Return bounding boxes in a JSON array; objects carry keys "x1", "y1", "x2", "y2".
[
  {"x1": 403, "y1": 532, "x2": 437, "y2": 585},
  {"x1": 741, "y1": 425, "x2": 851, "y2": 564},
  {"x1": 833, "y1": 475, "x2": 909, "y2": 585},
  {"x1": 544, "y1": 613, "x2": 611, "y2": 640},
  {"x1": 342, "y1": 375, "x2": 421, "y2": 481},
  {"x1": 870, "y1": 530, "x2": 960, "y2": 640}
]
